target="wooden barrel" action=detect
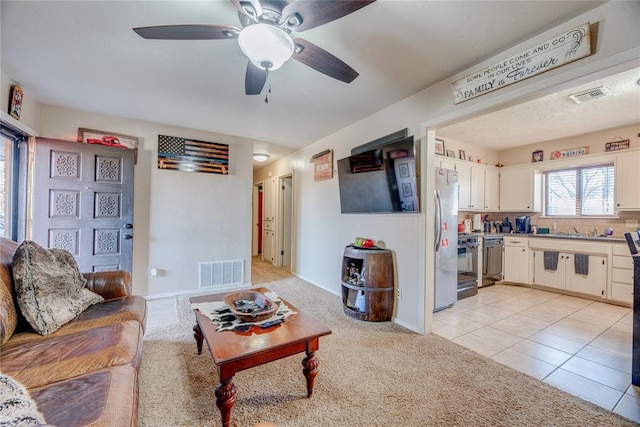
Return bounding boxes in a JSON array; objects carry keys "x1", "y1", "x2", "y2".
[{"x1": 341, "y1": 245, "x2": 394, "y2": 321}]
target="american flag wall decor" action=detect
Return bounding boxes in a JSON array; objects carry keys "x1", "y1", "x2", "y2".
[{"x1": 157, "y1": 135, "x2": 229, "y2": 175}]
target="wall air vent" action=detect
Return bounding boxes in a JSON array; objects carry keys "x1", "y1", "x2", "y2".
[
  {"x1": 568, "y1": 86, "x2": 610, "y2": 104},
  {"x1": 199, "y1": 260, "x2": 244, "y2": 288}
]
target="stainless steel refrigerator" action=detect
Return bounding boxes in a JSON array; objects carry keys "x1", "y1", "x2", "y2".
[{"x1": 434, "y1": 167, "x2": 459, "y2": 311}]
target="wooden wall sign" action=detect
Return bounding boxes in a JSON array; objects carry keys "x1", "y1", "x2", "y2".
[
  {"x1": 452, "y1": 23, "x2": 591, "y2": 104},
  {"x1": 605, "y1": 139, "x2": 630, "y2": 152},
  {"x1": 312, "y1": 149, "x2": 333, "y2": 181},
  {"x1": 550, "y1": 146, "x2": 589, "y2": 160},
  {"x1": 158, "y1": 134, "x2": 229, "y2": 174}
]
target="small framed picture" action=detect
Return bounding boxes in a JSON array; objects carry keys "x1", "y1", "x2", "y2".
[
  {"x1": 435, "y1": 139, "x2": 445, "y2": 156},
  {"x1": 459, "y1": 150, "x2": 466, "y2": 160},
  {"x1": 532, "y1": 150, "x2": 544, "y2": 162},
  {"x1": 8, "y1": 85, "x2": 23, "y2": 120},
  {"x1": 446, "y1": 149, "x2": 456, "y2": 158},
  {"x1": 402, "y1": 182, "x2": 413, "y2": 197},
  {"x1": 399, "y1": 163, "x2": 410, "y2": 178}
]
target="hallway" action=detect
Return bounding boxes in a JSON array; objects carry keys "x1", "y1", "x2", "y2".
[{"x1": 252, "y1": 256, "x2": 292, "y2": 285}]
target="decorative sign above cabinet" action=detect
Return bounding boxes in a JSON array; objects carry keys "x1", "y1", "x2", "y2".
[
  {"x1": 452, "y1": 23, "x2": 591, "y2": 104},
  {"x1": 550, "y1": 146, "x2": 589, "y2": 160},
  {"x1": 605, "y1": 139, "x2": 630, "y2": 152}
]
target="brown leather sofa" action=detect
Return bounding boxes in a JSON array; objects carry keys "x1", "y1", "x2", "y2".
[{"x1": 0, "y1": 237, "x2": 147, "y2": 426}]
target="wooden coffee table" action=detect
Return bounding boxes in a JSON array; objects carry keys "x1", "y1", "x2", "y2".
[{"x1": 191, "y1": 288, "x2": 332, "y2": 427}]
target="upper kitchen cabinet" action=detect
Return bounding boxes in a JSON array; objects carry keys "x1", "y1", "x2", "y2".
[
  {"x1": 499, "y1": 165, "x2": 541, "y2": 212},
  {"x1": 484, "y1": 168, "x2": 500, "y2": 211},
  {"x1": 456, "y1": 162, "x2": 485, "y2": 211},
  {"x1": 615, "y1": 149, "x2": 640, "y2": 211}
]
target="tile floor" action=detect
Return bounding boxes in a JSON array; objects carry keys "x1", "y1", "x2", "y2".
[{"x1": 433, "y1": 284, "x2": 640, "y2": 422}]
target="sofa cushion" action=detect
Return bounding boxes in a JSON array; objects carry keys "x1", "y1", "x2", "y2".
[
  {"x1": 30, "y1": 365, "x2": 138, "y2": 427},
  {"x1": 0, "y1": 320, "x2": 143, "y2": 389},
  {"x1": 0, "y1": 373, "x2": 46, "y2": 426},
  {"x1": 8, "y1": 295, "x2": 147, "y2": 345},
  {"x1": 12, "y1": 240, "x2": 103, "y2": 335}
]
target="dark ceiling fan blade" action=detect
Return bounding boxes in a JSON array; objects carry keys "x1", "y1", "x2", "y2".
[
  {"x1": 281, "y1": 0, "x2": 376, "y2": 32},
  {"x1": 229, "y1": 0, "x2": 263, "y2": 18},
  {"x1": 245, "y1": 61, "x2": 268, "y2": 95},
  {"x1": 292, "y1": 38, "x2": 359, "y2": 83},
  {"x1": 133, "y1": 25, "x2": 241, "y2": 40}
]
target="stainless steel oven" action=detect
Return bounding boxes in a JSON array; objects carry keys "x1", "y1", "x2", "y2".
[{"x1": 457, "y1": 235, "x2": 478, "y2": 299}]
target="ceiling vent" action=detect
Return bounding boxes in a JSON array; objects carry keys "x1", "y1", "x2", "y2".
[{"x1": 568, "y1": 86, "x2": 610, "y2": 104}]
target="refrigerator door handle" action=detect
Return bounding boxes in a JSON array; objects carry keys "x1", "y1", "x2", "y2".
[{"x1": 434, "y1": 189, "x2": 442, "y2": 252}]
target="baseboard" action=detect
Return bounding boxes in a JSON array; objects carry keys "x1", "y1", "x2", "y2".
[{"x1": 292, "y1": 273, "x2": 341, "y2": 298}]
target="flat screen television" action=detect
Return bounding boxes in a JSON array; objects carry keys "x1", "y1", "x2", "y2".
[{"x1": 337, "y1": 136, "x2": 419, "y2": 213}]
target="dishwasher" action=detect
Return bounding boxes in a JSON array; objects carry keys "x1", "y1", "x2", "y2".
[{"x1": 482, "y1": 235, "x2": 503, "y2": 287}]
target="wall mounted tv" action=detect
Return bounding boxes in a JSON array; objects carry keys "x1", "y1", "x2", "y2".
[{"x1": 337, "y1": 136, "x2": 419, "y2": 214}]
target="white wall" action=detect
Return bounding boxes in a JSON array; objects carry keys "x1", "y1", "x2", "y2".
[
  {"x1": 499, "y1": 124, "x2": 640, "y2": 166},
  {"x1": 255, "y1": 1, "x2": 640, "y2": 333},
  {"x1": 37, "y1": 104, "x2": 254, "y2": 297}
]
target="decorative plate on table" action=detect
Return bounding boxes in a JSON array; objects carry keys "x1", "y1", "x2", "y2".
[{"x1": 223, "y1": 291, "x2": 278, "y2": 322}]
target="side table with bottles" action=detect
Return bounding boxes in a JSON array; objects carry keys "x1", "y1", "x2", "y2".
[{"x1": 341, "y1": 245, "x2": 394, "y2": 321}]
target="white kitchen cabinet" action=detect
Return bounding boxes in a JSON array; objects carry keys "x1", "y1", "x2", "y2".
[
  {"x1": 503, "y1": 237, "x2": 529, "y2": 283},
  {"x1": 611, "y1": 244, "x2": 634, "y2": 304},
  {"x1": 566, "y1": 254, "x2": 606, "y2": 297},
  {"x1": 615, "y1": 150, "x2": 640, "y2": 211},
  {"x1": 499, "y1": 166, "x2": 541, "y2": 212},
  {"x1": 532, "y1": 251, "x2": 564, "y2": 289},
  {"x1": 447, "y1": 160, "x2": 485, "y2": 211},
  {"x1": 263, "y1": 228, "x2": 275, "y2": 263},
  {"x1": 484, "y1": 167, "x2": 500, "y2": 211},
  {"x1": 263, "y1": 177, "x2": 277, "y2": 221},
  {"x1": 533, "y1": 251, "x2": 606, "y2": 297}
]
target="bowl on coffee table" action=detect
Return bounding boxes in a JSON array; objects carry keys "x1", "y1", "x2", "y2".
[{"x1": 223, "y1": 291, "x2": 278, "y2": 322}]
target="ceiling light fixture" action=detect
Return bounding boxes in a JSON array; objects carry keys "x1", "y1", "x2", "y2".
[
  {"x1": 238, "y1": 24, "x2": 294, "y2": 71},
  {"x1": 253, "y1": 153, "x2": 270, "y2": 162}
]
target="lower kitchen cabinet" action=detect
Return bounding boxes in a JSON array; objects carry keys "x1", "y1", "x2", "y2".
[
  {"x1": 532, "y1": 251, "x2": 606, "y2": 297},
  {"x1": 503, "y1": 237, "x2": 529, "y2": 283},
  {"x1": 611, "y1": 244, "x2": 634, "y2": 304}
]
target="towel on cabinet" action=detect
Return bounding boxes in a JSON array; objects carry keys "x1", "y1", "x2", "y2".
[
  {"x1": 574, "y1": 253, "x2": 589, "y2": 275},
  {"x1": 543, "y1": 251, "x2": 559, "y2": 271}
]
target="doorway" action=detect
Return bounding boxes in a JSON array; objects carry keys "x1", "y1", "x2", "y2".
[
  {"x1": 32, "y1": 138, "x2": 135, "y2": 272},
  {"x1": 252, "y1": 182, "x2": 263, "y2": 256},
  {"x1": 279, "y1": 174, "x2": 293, "y2": 268}
]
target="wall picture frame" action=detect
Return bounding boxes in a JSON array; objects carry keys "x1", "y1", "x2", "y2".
[
  {"x1": 532, "y1": 150, "x2": 544, "y2": 162},
  {"x1": 435, "y1": 139, "x2": 445, "y2": 156},
  {"x1": 8, "y1": 85, "x2": 23, "y2": 120},
  {"x1": 459, "y1": 149, "x2": 466, "y2": 160},
  {"x1": 446, "y1": 149, "x2": 456, "y2": 158}
]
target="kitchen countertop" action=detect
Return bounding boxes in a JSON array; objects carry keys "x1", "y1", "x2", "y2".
[{"x1": 463, "y1": 232, "x2": 626, "y2": 243}]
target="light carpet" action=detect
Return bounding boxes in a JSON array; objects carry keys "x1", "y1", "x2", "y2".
[{"x1": 138, "y1": 277, "x2": 636, "y2": 426}]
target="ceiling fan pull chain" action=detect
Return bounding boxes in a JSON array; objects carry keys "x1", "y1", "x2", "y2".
[{"x1": 265, "y1": 71, "x2": 272, "y2": 103}]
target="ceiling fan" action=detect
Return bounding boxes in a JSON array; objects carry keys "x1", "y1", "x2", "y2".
[{"x1": 133, "y1": 0, "x2": 376, "y2": 96}]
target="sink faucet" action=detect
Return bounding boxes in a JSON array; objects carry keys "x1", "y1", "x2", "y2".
[{"x1": 572, "y1": 226, "x2": 580, "y2": 235}]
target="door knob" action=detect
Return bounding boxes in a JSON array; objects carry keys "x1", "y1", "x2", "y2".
[
  {"x1": 124, "y1": 234, "x2": 133, "y2": 240},
  {"x1": 124, "y1": 223, "x2": 133, "y2": 229}
]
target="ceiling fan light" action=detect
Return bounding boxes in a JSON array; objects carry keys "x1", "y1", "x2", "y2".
[
  {"x1": 253, "y1": 153, "x2": 270, "y2": 162},
  {"x1": 238, "y1": 24, "x2": 294, "y2": 71}
]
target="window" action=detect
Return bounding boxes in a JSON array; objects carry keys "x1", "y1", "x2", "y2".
[
  {"x1": 1, "y1": 123, "x2": 28, "y2": 240},
  {"x1": 544, "y1": 164, "x2": 615, "y2": 216}
]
